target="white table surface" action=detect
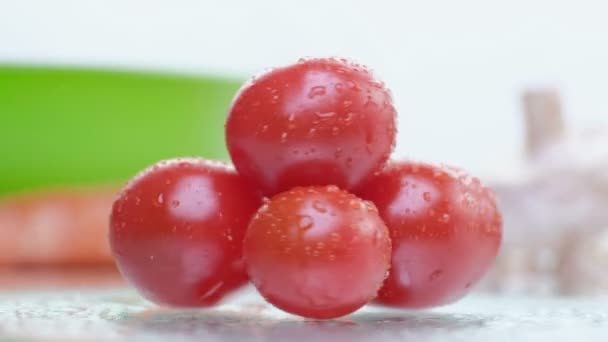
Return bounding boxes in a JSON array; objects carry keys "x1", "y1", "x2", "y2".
[{"x1": 2, "y1": 285, "x2": 608, "y2": 342}]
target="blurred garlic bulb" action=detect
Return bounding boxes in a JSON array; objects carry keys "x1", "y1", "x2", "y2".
[{"x1": 480, "y1": 89, "x2": 608, "y2": 295}]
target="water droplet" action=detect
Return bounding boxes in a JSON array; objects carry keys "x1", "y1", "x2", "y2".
[
  {"x1": 332, "y1": 126, "x2": 340, "y2": 135},
  {"x1": 429, "y1": 269, "x2": 443, "y2": 281},
  {"x1": 261, "y1": 124, "x2": 269, "y2": 132},
  {"x1": 120, "y1": 221, "x2": 126, "y2": 228},
  {"x1": 171, "y1": 199, "x2": 180, "y2": 208},
  {"x1": 465, "y1": 282, "x2": 472, "y2": 289},
  {"x1": 373, "y1": 230, "x2": 383, "y2": 245},
  {"x1": 134, "y1": 197, "x2": 141, "y2": 205},
  {"x1": 315, "y1": 111, "x2": 336, "y2": 119},
  {"x1": 423, "y1": 192, "x2": 432, "y2": 202},
  {"x1": 349, "y1": 199, "x2": 361, "y2": 209},
  {"x1": 439, "y1": 213, "x2": 451, "y2": 223},
  {"x1": 334, "y1": 147, "x2": 343, "y2": 159},
  {"x1": 316, "y1": 242, "x2": 325, "y2": 249},
  {"x1": 334, "y1": 83, "x2": 344, "y2": 92},
  {"x1": 328, "y1": 254, "x2": 336, "y2": 261},
  {"x1": 343, "y1": 100, "x2": 352, "y2": 107},
  {"x1": 298, "y1": 215, "x2": 314, "y2": 231},
  {"x1": 428, "y1": 209, "x2": 436, "y2": 217},
  {"x1": 330, "y1": 232, "x2": 341, "y2": 242},
  {"x1": 149, "y1": 255, "x2": 155, "y2": 261},
  {"x1": 326, "y1": 185, "x2": 339, "y2": 193},
  {"x1": 307, "y1": 128, "x2": 317, "y2": 137},
  {"x1": 281, "y1": 132, "x2": 288, "y2": 143},
  {"x1": 366, "y1": 143, "x2": 373, "y2": 153},
  {"x1": 312, "y1": 200, "x2": 327, "y2": 213},
  {"x1": 308, "y1": 86, "x2": 326, "y2": 98},
  {"x1": 346, "y1": 80, "x2": 357, "y2": 89}
]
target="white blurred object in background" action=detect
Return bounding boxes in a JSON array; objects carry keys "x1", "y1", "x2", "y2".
[{"x1": 483, "y1": 89, "x2": 608, "y2": 295}]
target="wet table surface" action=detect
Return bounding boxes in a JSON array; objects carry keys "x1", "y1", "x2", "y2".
[{"x1": 1, "y1": 269, "x2": 608, "y2": 341}]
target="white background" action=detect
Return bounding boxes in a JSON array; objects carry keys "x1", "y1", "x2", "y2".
[{"x1": 2, "y1": 0, "x2": 607, "y2": 176}]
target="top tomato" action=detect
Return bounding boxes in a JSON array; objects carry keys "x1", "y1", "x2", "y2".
[{"x1": 226, "y1": 58, "x2": 397, "y2": 196}]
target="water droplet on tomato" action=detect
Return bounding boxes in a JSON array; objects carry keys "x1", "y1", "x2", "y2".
[
  {"x1": 343, "y1": 100, "x2": 352, "y2": 107},
  {"x1": 423, "y1": 192, "x2": 432, "y2": 202},
  {"x1": 429, "y1": 269, "x2": 443, "y2": 281},
  {"x1": 334, "y1": 83, "x2": 344, "y2": 92},
  {"x1": 326, "y1": 185, "x2": 339, "y2": 193},
  {"x1": 281, "y1": 132, "x2": 288, "y2": 143},
  {"x1": 298, "y1": 215, "x2": 314, "y2": 231},
  {"x1": 315, "y1": 111, "x2": 336, "y2": 119},
  {"x1": 308, "y1": 86, "x2": 326, "y2": 98},
  {"x1": 312, "y1": 200, "x2": 327, "y2": 213},
  {"x1": 330, "y1": 232, "x2": 341, "y2": 242},
  {"x1": 334, "y1": 147, "x2": 343, "y2": 159}
]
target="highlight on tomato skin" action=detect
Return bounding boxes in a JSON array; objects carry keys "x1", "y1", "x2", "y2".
[
  {"x1": 243, "y1": 185, "x2": 392, "y2": 320},
  {"x1": 226, "y1": 57, "x2": 397, "y2": 197},
  {"x1": 109, "y1": 158, "x2": 262, "y2": 307},
  {"x1": 357, "y1": 161, "x2": 503, "y2": 309}
]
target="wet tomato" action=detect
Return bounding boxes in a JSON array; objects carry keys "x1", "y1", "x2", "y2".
[
  {"x1": 226, "y1": 57, "x2": 397, "y2": 196},
  {"x1": 357, "y1": 161, "x2": 502, "y2": 308},
  {"x1": 244, "y1": 186, "x2": 391, "y2": 319},
  {"x1": 109, "y1": 158, "x2": 262, "y2": 307}
]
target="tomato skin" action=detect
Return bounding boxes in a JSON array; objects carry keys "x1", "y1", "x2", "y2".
[
  {"x1": 226, "y1": 57, "x2": 397, "y2": 196},
  {"x1": 357, "y1": 161, "x2": 502, "y2": 308},
  {"x1": 244, "y1": 186, "x2": 391, "y2": 319},
  {"x1": 109, "y1": 158, "x2": 262, "y2": 307}
]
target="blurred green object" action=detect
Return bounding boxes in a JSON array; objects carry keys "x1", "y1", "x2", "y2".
[{"x1": 0, "y1": 65, "x2": 241, "y2": 196}]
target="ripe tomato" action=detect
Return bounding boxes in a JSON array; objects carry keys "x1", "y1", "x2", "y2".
[
  {"x1": 357, "y1": 161, "x2": 502, "y2": 308},
  {"x1": 244, "y1": 186, "x2": 391, "y2": 319},
  {"x1": 109, "y1": 158, "x2": 262, "y2": 307},
  {"x1": 226, "y1": 57, "x2": 397, "y2": 196}
]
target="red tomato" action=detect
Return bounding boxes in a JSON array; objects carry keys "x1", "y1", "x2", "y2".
[
  {"x1": 109, "y1": 158, "x2": 262, "y2": 307},
  {"x1": 244, "y1": 186, "x2": 391, "y2": 319},
  {"x1": 357, "y1": 161, "x2": 502, "y2": 308},
  {"x1": 226, "y1": 57, "x2": 397, "y2": 196}
]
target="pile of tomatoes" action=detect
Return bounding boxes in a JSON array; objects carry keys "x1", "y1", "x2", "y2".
[{"x1": 110, "y1": 58, "x2": 502, "y2": 319}]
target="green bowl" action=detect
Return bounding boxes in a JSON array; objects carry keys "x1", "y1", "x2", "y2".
[{"x1": 0, "y1": 65, "x2": 241, "y2": 196}]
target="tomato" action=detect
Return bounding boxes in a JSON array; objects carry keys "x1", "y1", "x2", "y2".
[
  {"x1": 109, "y1": 158, "x2": 262, "y2": 307},
  {"x1": 244, "y1": 185, "x2": 391, "y2": 319},
  {"x1": 357, "y1": 161, "x2": 502, "y2": 308},
  {"x1": 226, "y1": 57, "x2": 397, "y2": 196}
]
